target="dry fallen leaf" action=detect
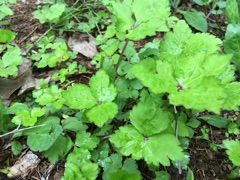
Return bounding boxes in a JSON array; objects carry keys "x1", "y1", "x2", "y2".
[
  {"x1": 0, "y1": 59, "x2": 36, "y2": 100},
  {"x1": 7, "y1": 151, "x2": 40, "y2": 178},
  {"x1": 68, "y1": 33, "x2": 97, "y2": 58}
]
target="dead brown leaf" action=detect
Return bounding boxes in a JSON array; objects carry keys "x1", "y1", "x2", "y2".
[
  {"x1": 68, "y1": 33, "x2": 97, "y2": 58},
  {"x1": 0, "y1": 59, "x2": 36, "y2": 100}
]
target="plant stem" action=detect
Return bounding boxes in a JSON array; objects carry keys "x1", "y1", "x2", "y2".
[
  {"x1": 115, "y1": 39, "x2": 129, "y2": 71},
  {"x1": 174, "y1": 105, "x2": 179, "y2": 138}
]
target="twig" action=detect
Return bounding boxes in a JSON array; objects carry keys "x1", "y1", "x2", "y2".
[
  {"x1": 36, "y1": 26, "x2": 53, "y2": 43},
  {"x1": 18, "y1": 26, "x2": 39, "y2": 44},
  {"x1": 0, "y1": 124, "x2": 46, "y2": 138},
  {"x1": 115, "y1": 40, "x2": 129, "y2": 71}
]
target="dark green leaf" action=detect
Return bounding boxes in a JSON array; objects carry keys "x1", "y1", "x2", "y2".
[
  {"x1": 199, "y1": 115, "x2": 229, "y2": 128},
  {"x1": 11, "y1": 140, "x2": 22, "y2": 156},
  {"x1": 180, "y1": 10, "x2": 208, "y2": 32},
  {"x1": 226, "y1": 0, "x2": 240, "y2": 24}
]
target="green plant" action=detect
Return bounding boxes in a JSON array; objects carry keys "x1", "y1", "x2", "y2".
[
  {"x1": 33, "y1": 3, "x2": 66, "y2": 24},
  {"x1": 0, "y1": 0, "x2": 15, "y2": 21},
  {"x1": 32, "y1": 80, "x2": 65, "y2": 109},
  {"x1": 7, "y1": 103, "x2": 46, "y2": 127},
  {"x1": 99, "y1": 0, "x2": 171, "y2": 42},
  {"x1": 30, "y1": 36, "x2": 76, "y2": 68},
  {"x1": 132, "y1": 20, "x2": 240, "y2": 113},
  {"x1": 0, "y1": 29, "x2": 15, "y2": 43},
  {"x1": 52, "y1": 62, "x2": 78, "y2": 83},
  {"x1": 0, "y1": 45, "x2": 23, "y2": 78},
  {"x1": 223, "y1": 140, "x2": 240, "y2": 166},
  {"x1": 62, "y1": 126, "x2": 99, "y2": 180},
  {"x1": 63, "y1": 70, "x2": 118, "y2": 127}
]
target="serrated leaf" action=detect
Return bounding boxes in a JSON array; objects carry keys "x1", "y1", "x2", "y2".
[
  {"x1": 62, "y1": 148, "x2": 99, "y2": 180},
  {"x1": 131, "y1": 58, "x2": 161, "y2": 93},
  {"x1": 106, "y1": 0, "x2": 170, "y2": 41},
  {"x1": 130, "y1": 93, "x2": 171, "y2": 136},
  {"x1": 0, "y1": 45, "x2": 23, "y2": 78},
  {"x1": 33, "y1": 84, "x2": 65, "y2": 109},
  {"x1": 169, "y1": 77, "x2": 226, "y2": 113},
  {"x1": 43, "y1": 136, "x2": 73, "y2": 164},
  {"x1": 63, "y1": 70, "x2": 117, "y2": 127},
  {"x1": 224, "y1": 82, "x2": 240, "y2": 110},
  {"x1": 86, "y1": 102, "x2": 118, "y2": 127},
  {"x1": 63, "y1": 84, "x2": 96, "y2": 110},
  {"x1": 133, "y1": 20, "x2": 239, "y2": 113},
  {"x1": 33, "y1": 3, "x2": 66, "y2": 24},
  {"x1": 101, "y1": 38, "x2": 120, "y2": 56},
  {"x1": 8, "y1": 103, "x2": 45, "y2": 126},
  {"x1": 223, "y1": 140, "x2": 240, "y2": 166},
  {"x1": 89, "y1": 70, "x2": 117, "y2": 102},
  {"x1": 75, "y1": 130, "x2": 99, "y2": 150},
  {"x1": 110, "y1": 125, "x2": 184, "y2": 166}
]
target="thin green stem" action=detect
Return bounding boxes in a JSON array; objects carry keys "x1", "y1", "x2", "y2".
[
  {"x1": 174, "y1": 105, "x2": 179, "y2": 138},
  {"x1": 115, "y1": 40, "x2": 129, "y2": 71}
]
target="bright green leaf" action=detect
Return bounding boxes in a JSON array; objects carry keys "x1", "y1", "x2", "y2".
[
  {"x1": 110, "y1": 125, "x2": 184, "y2": 166},
  {"x1": 0, "y1": 29, "x2": 15, "y2": 43},
  {"x1": 63, "y1": 84, "x2": 96, "y2": 110},
  {"x1": 33, "y1": 3, "x2": 66, "y2": 24},
  {"x1": 86, "y1": 102, "x2": 118, "y2": 127},
  {"x1": 223, "y1": 140, "x2": 240, "y2": 166},
  {"x1": 130, "y1": 92, "x2": 171, "y2": 136}
]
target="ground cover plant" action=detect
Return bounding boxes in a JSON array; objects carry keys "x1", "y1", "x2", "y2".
[{"x1": 1, "y1": 0, "x2": 240, "y2": 179}]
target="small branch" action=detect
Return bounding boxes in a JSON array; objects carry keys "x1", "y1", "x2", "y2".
[
  {"x1": 18, "y1": 26, "x2": 39, "y2": 44},
  {"x1": 0, "y1": 124, "x2": 46, "y2": 138},
  {"x1": 115, "y1": 39, "x2": 129, "y2": 71}
]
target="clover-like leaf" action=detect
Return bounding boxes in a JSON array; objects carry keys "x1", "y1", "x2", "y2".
[
  {"x1": 8, "y1": 103, "x2": 45, "y2": 126},
  {"x1": 63, "y1": 70, "x2": 118, "y2": 127}
]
